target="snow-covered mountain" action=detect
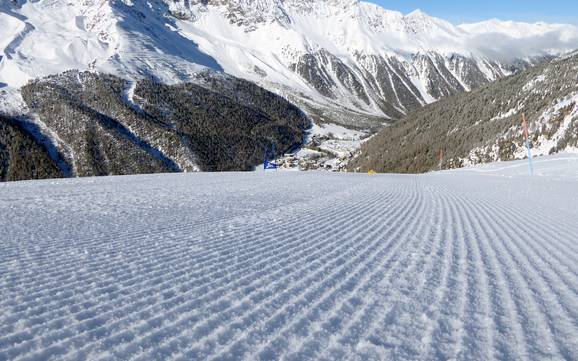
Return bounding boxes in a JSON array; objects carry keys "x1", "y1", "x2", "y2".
[{"x1": 1, "y1": 0, "x2": 578, "y2": 127}]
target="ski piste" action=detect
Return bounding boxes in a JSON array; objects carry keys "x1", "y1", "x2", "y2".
[{"x1": 1, "y1": 154, "x2": 577, "y2": 360}]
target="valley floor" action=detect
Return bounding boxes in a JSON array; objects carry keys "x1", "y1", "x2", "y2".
[{"x1": 1, "y1": 155, "x2": 577, "y2": 360}]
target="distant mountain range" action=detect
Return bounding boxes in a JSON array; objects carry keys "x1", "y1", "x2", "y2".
[{"x1": 2, "y1": 0, "x2": 578, "y2": 127}]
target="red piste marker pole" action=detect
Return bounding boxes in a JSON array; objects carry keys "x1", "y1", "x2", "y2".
[{"x1": 521, "y1": 113, "x2": 534, "y2": 176}]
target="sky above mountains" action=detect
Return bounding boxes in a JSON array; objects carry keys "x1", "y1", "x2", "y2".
[{"x1": 368, "y1": 0, "x2": 578, "y2": 25}]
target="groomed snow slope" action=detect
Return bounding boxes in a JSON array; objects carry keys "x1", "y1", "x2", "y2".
[{"x1": 1, "y1": 155, "x2": 578, "y2": 360}]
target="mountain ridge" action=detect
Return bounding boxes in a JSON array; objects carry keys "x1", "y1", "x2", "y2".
[
  {"x1": 167, "y1": 0, "x2": 578, "y2": 125},
  {"x1": 2, "y1": 0, "x2": 577, "y2": 127}
]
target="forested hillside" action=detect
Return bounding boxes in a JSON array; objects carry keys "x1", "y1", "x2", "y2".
[
  {"x1": 349, "y1": 52, "x2": 578, "y2": 173},
  {"x1": 0, "y1": 70, "x2": 309, "y2": 181},
  {"x1": 0, "y1": 114, "x2": 63, "y2": 181}
]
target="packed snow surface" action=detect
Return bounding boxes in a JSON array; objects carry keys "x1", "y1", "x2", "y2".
[{"x1": 1, "y1": 155, "x2": 578, "y2": 360}]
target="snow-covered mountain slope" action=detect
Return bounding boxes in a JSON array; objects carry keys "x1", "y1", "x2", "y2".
[
  {"x1": 1, "y1": 153, "x2": 577, "y2": 360},
  {"x1": 162, "y1": 0, "x2": 578, "y2": 125},
  {"x1": 350, "y1": 51, "x2": 578, "y2": 173},
  {"x1": 1, "y1": 0, "x2": 578, "y2": 127},
  {"x1": 0, "y1": 0, "x2": 221, "y2": 89}
]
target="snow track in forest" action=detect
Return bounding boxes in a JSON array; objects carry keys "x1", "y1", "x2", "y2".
[{"x1": 1, "y1": 156, "x2": 578, "y2": 360}]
